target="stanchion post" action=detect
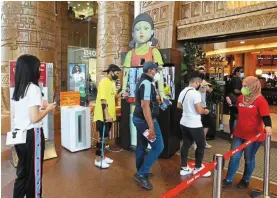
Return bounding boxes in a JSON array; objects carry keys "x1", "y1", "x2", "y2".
[
  {"x1": 213, "y1": 154, "x2": 223, "y2": 198},
  {"x1": 264, "y1": 135, "x2": 271, "y2": 196}
]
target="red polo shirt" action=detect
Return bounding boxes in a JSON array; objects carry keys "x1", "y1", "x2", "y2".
[{"x1": 234, "y1": 95, "x2": 269, "y2": 142}]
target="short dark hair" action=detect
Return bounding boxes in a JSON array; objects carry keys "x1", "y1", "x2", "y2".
[
  {"x1": 188, "y1": 71, "x2": 202, "y2": 83},
  {"x1": 103, "y1": 64, "x2": 121, "y2": 73},
  {"x1": 12, "y1": 54, "x2": 41, "y2": 101}
]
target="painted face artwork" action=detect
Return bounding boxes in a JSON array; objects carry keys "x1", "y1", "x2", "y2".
[{"x1": 133, "y1": 21, "x2": 154, "y2": 44}]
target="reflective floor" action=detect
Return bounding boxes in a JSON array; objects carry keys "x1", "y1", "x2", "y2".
[{"x1": 1, "y1": 133, "x2": 277, "y2": 198}]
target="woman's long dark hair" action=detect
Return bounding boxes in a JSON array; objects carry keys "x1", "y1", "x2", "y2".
[
  {"x1": 72, "y1": 65, "x2": 82, "y2": 74},
  {"x1": 12, "y1": 54, "x2": 41, "y2": 101}
]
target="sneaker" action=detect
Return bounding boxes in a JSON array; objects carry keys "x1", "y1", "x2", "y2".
[
  {"x1": 105, "y1": 157, "x2": 113, "y2": 164},
  {"x1": 192, "y1": 143, "x2": 197, "y2": 151},
  {"x1": 237, "y1": 179, "x2": 249, "y2": 189},
  {"x1": 192, "y1": 164, "x2": 211, "y2": 177},
  {"x1": 180, "y1": 166, "x2": 193, "y2": 176},
  {"x1": 205, "y1": 143, "x2": 212, "y2": 149},
  {"x1": 95, "y1": 160, "x2": 110, "y2": 169},
  {"x1": 134, "y1": 173, "x2": 153, "y2": 190},
  {"x1": 146, "y1": 173, "x2": 153, "y2": 179},
  {"x1": 222, "y1": 179, "x2": 232, "y2": 188}
]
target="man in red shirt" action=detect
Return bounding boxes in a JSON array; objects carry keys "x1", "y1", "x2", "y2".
[{"x1": 223, "y1": 76, "x2": 272, "y2": 189}]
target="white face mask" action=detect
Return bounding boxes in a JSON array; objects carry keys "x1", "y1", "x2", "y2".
[{"x1": 153, "y1": 73, "x2": 160, "y2": 82}]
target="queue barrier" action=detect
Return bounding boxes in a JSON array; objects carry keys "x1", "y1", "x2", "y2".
[{"x1": 160, "y1": 134, "x2": 272, "y2": 198}]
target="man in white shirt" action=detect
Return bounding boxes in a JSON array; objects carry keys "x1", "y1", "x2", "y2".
[{"x1": 177, "y1": 71, "x2": 211, "y2": 177}]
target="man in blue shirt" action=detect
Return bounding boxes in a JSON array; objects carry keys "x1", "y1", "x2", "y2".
[{"x1": 132, "y1": 62, "x2": 164, "y2": 190}]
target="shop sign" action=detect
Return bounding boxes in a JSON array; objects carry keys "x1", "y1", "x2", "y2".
[{"x1": 82, "y1": 49, "x2": 97, "y2": 59}]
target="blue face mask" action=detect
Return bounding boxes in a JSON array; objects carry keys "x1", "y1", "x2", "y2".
[{"x1": 239, "y1": 73, "x2": 245, "y2": 78}]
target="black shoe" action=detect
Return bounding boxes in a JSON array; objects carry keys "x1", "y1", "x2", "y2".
[
  {"x1": 134, "y1": 173, "x2": 153, "y2": 190},
  {"x1": 237, "y1": 179, "x2": 249, "y2": 189},
  {"x1": 222, "y1": 179, "x2": 232, "y2": 188},
  {"x1": 146, "y1": 173, "x2": 153, "y2": 179}
]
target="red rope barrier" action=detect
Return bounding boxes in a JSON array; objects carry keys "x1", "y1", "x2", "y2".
[
  {"x1": 223, "y1": 133, "x2": 262, "y2": 160},
  {"x1": 159, "y1": 161, "x2": 217, "y2": 198},
  {"x1": 160, "y1": 133, "x2": 262, "y2": 198}
]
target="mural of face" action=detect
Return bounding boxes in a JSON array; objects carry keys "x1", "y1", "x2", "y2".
[{"x1": 132, "y1": 21, "x2": 154, "y2": 44}]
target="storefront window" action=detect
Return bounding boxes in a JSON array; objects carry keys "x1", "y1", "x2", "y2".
[{"x1": 67, "y1": 1, "x2": 98, "y2": 106}]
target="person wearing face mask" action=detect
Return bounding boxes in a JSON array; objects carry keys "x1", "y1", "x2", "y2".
[
  {"x1": 133, "y1": 62, "x2": 164, "y2": 190},
  {"x1": 177, "y1": 71, "x2": 211, "y2": 177},
  {"x1": 93, "y1": 64, "x2": 122, "y2": 168},
  {"x1": 223, "y1": 76, "x2": 272, "y2": 189},
  {"x1": 228, "y1": 66, "x2": 244, "y2": 139}
]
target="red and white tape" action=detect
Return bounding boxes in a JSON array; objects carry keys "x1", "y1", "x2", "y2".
[
  {"x1": 223, "y1": 133, "x2": 261, "y2": 160},
  {"x1": 160, "y1": 161, "x2": 217, "y2": 198},
  {"x1": 160, "y1": 133, "x2": 262, "y2": 197}
]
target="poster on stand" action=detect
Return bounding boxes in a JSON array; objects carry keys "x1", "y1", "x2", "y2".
[
  {"x1": 68, "y1": 63, "x2": 87, "y2": 106},
  {"x1": 162, "y1": 67, "x2": 175, "y2": 100}
]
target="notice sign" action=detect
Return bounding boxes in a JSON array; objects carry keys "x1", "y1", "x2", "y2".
[
  {"x1": 10, "y1": 61, "x2": 47, "y2": 87},
  {"x1": 60, "y1": 92, "x2": 80, "y2": 107}
]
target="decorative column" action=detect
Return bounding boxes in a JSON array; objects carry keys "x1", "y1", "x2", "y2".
[
  {"x1": 55, "y1": 1, "x2": 68, "y2": 92},
  {"x1": 1, "y1": 1, "x2": 56, "y2": 133},
  {"x1": 96, "y1": 2, "x2": 134, "y2": 85}
]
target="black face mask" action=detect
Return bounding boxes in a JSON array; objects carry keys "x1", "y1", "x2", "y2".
[
  {"x1": 196, "y1": 82, "x2": 201, "y2": 90},
  {"x1": 112, "y1": 72, "x2": 118, "y2": 81}
]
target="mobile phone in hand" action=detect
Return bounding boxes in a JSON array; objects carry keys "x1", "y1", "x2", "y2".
[{"x1": 143, "y1": 129, "x2": 156, "y2": 142}]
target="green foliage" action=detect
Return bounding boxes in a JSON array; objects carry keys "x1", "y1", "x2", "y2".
[{"x1": 183, "y1": 42, "x2": 206, "y2": 72}]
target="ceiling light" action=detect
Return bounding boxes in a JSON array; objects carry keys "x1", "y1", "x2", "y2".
[
  {"x1": 87, "y1": 3, "x2": 90, "y2": 5},
  {"x1": 68, "y1": 2, "x2": 70, "y2": 4},
  {"x1": 240, "y1": 41, "x2": 245, "y2": 44},
  {"x1": 73, "y1": 6, "x2": 76, "y2": 9},
  {"x1": 78, "y1": 4, "x2": 80, "y2": 7}
]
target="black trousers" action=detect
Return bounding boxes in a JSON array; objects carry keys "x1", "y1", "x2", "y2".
[
  {"x1": 180, "y1": 125, "x2": 205, "y2": 168},
  {"x1": 13, "y1": 128, "x2": 45, "y2": 198},
  {"x1": 95, "y1": 121, "x2": 112, "y2": 157}
]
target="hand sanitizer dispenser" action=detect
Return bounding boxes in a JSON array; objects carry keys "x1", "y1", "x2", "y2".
[{"x1": 61, "y1": 106, "x2": 91, "y2": 152}]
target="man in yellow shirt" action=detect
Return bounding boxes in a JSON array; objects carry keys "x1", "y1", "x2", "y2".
[{"x1": 94, "y1": 64, "x2": 121, "y2": 168}]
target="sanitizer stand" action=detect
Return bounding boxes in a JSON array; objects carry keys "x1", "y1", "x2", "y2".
[{"x1": 61, "y1": 106, "x2": 91, "y2": 152}]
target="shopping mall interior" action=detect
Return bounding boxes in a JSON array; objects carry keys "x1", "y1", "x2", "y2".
[{"x1": 1, "y1": 1, "x2": 277, "y2": 198}]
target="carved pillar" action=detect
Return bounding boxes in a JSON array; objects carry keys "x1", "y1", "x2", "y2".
[
  {"x1": 55, "y1": 2, "x2": 68, "y2": 92},
  {"x1": 96, "y1": 2, "x2": 134, "y2": 85},
  {"x1": 141, "y1": 1, "x2": 180, "y2": 49},
  {"x1": 1, "y1": 1, "x2": 56, "y2": 114}
]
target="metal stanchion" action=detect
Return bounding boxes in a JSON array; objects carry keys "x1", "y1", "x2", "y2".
[
  {"x1": 213, "y1": 154, "x2": 224, "y2": 198},
  {"x1": 251, "y1": 135, "x2": 275, "y2": 198},
  {"x1": 263, "y1": 135, "x2": 271, "y2": 197}
]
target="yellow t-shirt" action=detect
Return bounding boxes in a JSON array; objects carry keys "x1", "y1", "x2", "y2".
[
  {"x1": 123, "y1": 45, "x2": 164, "y2": 67},
  {"x1": 164, "y1": 85, "x2": 171, "y2": 96},
  {"x1": 93, "y1": 77, "x2": 116, "y2": 122}
]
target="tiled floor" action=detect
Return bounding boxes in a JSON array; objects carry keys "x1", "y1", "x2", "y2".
[{"x1": 1, "y1": 134, "x2": 277, "y2": 198}]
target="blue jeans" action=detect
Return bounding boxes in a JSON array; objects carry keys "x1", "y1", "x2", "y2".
[
  {"x1": 225, "y1": 137, "x2": 261, "y2": 182},
  {"x1": 132, "y1": 116, "x2": 164, "y2": 176}
]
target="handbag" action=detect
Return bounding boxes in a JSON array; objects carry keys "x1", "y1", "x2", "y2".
[
  {"x1": 6, "y1": 123, "x2": 30, "y2": 146},
  {"x1": 6, "y1": 101, "x2": 31, "y2": 146}
]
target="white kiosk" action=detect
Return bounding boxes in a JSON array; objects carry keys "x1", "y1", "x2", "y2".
[{"x1": 61, "y1": 106, "x2": 91, "y2": 152}]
